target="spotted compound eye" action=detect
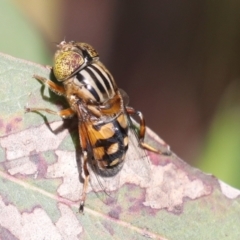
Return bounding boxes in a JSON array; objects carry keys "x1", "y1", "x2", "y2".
[
  {"x1": 53, "y1": 50, "x2": 84, "y2": 81},
  {"x1": 79, "y1": 42, "x2": 99, "y2": 59}
]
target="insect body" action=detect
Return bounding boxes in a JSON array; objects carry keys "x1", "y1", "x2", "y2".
[{"x1": 26, "y1": 41, "x2": 169, "y2": 212}]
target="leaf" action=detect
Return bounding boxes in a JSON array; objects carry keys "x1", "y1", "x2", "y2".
[
  {"x1": 197, "y1": 81, "x2": 240, "y2": 189},
  {"x1": 0, "y1": 0, "x2": 50, "y2": 64},
  {"x1": 0, "y1": 52, "x2": 240, "y2": 240}
]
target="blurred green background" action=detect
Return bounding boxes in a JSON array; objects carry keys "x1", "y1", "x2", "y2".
[{"x1": 1, "y1": 0, "x2": 240, "y2": 188}]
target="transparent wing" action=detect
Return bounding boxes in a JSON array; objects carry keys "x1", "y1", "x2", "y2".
[
  {"x1": 120, "y1": 119, "x2": 152, "y2": 188},
  {"x1": 119, "y1": 88, "x2": 130, "y2": 106}
]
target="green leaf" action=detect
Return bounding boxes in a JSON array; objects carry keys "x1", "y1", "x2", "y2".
[
  {"x1": 198, "y1": 82, "x2": 240, "y2": 189},
  {"x1": 0, "y1": 53, "x2": 240, "y2": 239},
  {"x1": 0, "y1": 0, "x2": 50, "y2": 64}
]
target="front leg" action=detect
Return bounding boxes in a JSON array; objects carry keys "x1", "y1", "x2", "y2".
[
  {"x1": 25, "y1": 107, "x2": 75, "y2": 119},
  {"x1": 33, "y1": 74, "x2": 66, "y2": 96},
  {"x1": 26, "y1": 74, "x2": 75, "y2": 118}
]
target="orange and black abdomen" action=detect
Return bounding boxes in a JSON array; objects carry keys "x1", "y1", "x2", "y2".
[{"x1": 84, "y1": 113, "x2": 129, "y2": 170}]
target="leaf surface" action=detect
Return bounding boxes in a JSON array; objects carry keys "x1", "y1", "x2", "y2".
[{"x1": 0, "y1": 53, "x2": 240, "y2": 240}]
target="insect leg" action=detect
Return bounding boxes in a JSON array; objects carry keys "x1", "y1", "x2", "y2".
[
  {"x1": 126, "y1": 107, "x2": 145, "y2": 141},
  {"x1": 33, "y1": 74, "x2": 66, "y2": 96},
  {"x1": 25, "y1": 107, "x2": 75, "y2": 119},
  {"x1": 79, "y1": 151, "x2": 90, "y2": 213},
  {"x1": 126, "y1": 106, "x2": 171, "y2": 155}
]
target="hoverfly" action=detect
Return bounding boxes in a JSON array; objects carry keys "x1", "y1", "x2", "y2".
[{"x1": 25, "y1": 41, "x2": 170, "y2": 212}]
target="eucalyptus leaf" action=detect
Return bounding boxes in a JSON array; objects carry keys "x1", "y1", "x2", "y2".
[{"x1": 0, "y1": 53, "x2": 240, "y2": 240}]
